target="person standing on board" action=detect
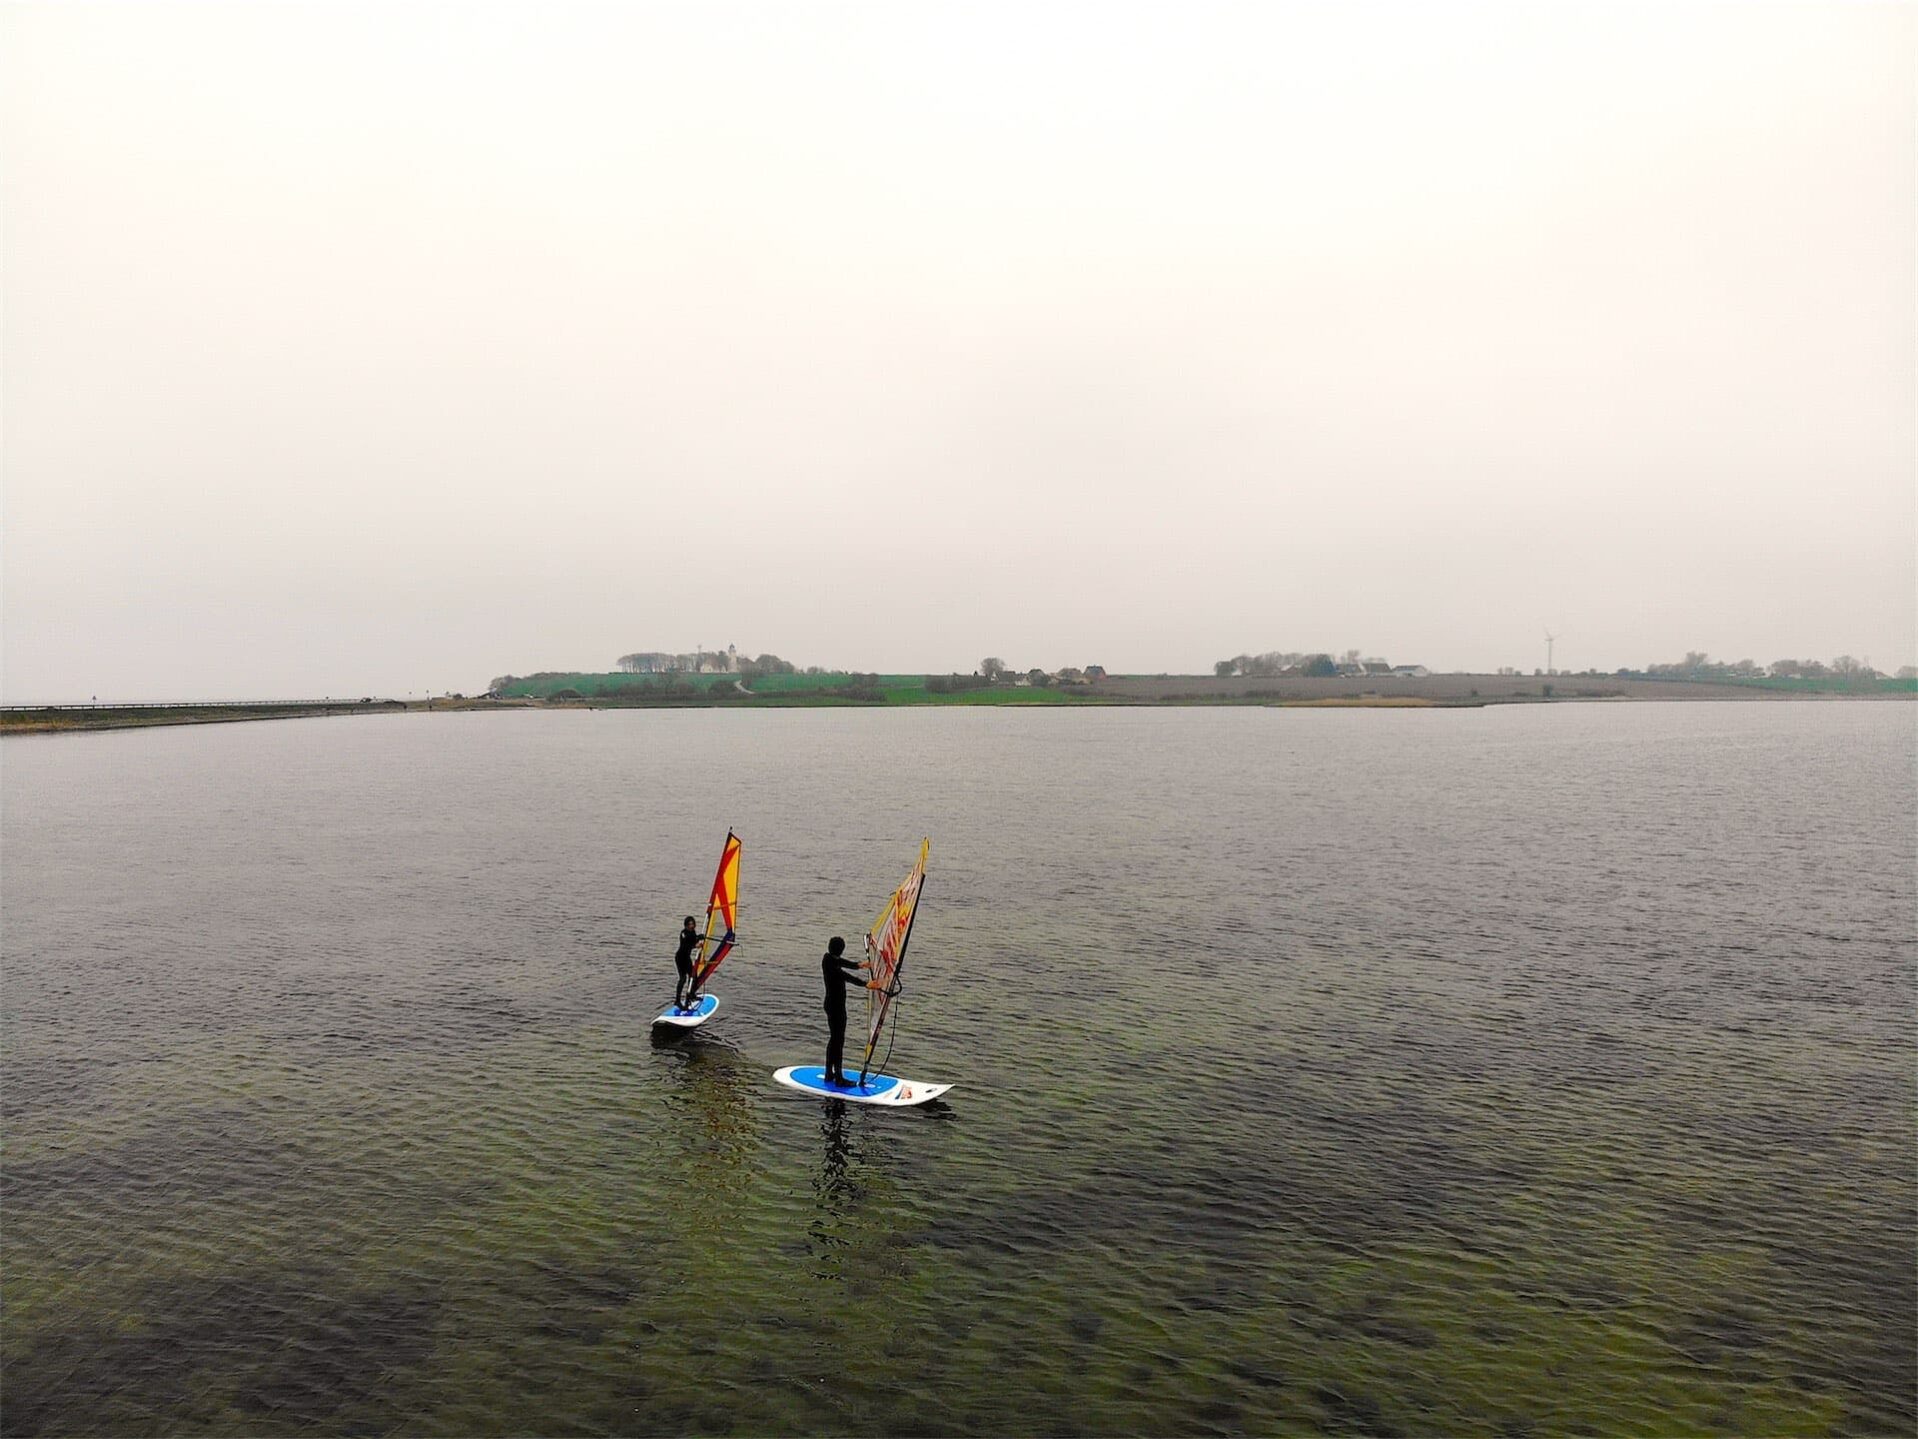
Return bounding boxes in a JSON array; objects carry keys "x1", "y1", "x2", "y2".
[
  {"x1": 821, "y1": 936, "x2": 876, "y2": 1087},
  {"x1": 673, "y1": 916, "x2": 701, "y2": 1010}
]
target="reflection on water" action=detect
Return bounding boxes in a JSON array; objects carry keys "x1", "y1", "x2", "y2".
[
  {"x1": 817, "y1": 1103, "x2": 856, "y2": 1202},
  {"x1": 809, "y1": 1104, "x2": 861, "y2": 1280},
  {"x1": 658, "y1": 1032, "x2": 757, "y2": 1180},
  {"x1": 2, "y1": 703, "x2": 1913, "y2": 1435}
]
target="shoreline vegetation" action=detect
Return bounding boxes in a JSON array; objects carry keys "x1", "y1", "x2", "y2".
[{"x1": 5, "y1": 671, "x2": 1912, "y2": 735}]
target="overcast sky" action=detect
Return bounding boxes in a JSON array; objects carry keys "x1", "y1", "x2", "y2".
[{"x1": 3, "y1": 1, "x2": 1911, "y2": 700}]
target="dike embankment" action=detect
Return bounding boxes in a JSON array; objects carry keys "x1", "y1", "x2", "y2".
[{"x1": 5, "y1": 676, "x2": 1905, "y2": 735}]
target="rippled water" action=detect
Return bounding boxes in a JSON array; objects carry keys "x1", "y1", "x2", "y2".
[{"x1": 4, "y1": 704, "x2": 1913, "y2": 1436}]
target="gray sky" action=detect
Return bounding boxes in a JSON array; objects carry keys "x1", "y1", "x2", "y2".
[{"x1": 4, "y1": 1, "x2": 1912, "y2": 700}]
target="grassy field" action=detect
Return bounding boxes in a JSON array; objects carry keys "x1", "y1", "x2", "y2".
[
  {"x1": 493, "y1": 672, "x2": 743, "y2": 698},
  {"x1": 1724, "y1": 675, "x2": 1917, "y2": 695}
]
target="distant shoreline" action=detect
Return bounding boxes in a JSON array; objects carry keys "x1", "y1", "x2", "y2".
[
  {"x1": 0, "y1": 698, "x2": 458, "y2": 735},
  {"x1": 4, "y1": 676, "x2": 1909, "y2": 735}
]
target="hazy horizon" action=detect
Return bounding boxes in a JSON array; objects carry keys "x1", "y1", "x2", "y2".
[{"x1": 5, "y1": 1, "x2": 1912, "y2": 704}]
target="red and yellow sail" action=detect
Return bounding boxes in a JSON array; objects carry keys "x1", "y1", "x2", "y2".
[
  {"x1": 862, "y1": 838, "x2": 929, "y2": 1076},
  {"x1": 692, "y1": 830, "x2": 742, "y2": 985}
]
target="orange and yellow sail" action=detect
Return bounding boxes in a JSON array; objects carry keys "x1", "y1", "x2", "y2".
[
  {"x1": 862, "y1": 838, "x2": 929, "y2": 1076},
  {"x1": 692, "y1": 830, "x2": 742, "y2": 985}
]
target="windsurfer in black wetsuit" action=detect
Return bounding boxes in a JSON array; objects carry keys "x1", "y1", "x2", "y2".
[
  {"x1": 821, "y1": 936, "x2": 876, "y2": 1087},
  {"x1": 673, "y1": 916, "x2": 701, "y2": 1009}
]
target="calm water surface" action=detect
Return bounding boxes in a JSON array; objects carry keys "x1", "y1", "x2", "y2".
[{"x1": 3, "y1": 704, "x2": 1913, "y2": 1435}]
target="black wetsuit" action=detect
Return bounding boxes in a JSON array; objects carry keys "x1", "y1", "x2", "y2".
[
  {"x1": 822, "y1": 950, "x2": 866, "y2": 1081},
  {"x1": 674, "y1": 927, "x2": 699, "y2": 1006}
]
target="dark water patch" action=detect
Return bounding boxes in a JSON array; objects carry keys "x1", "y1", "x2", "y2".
[
  {"x1": 1672, "y1": 1302, "x2": 1769, "y2": 1367},
  {"x1": 1065, "y1": 1307, "x2": 1104, "y2": 1342},
  {"x1": 1, "y1": 1272, "x2": 439, "y2": 1435},
  {"x1": 940, "y1": 1156, "x2": 1304, "y2": 1259},
  {"x1": 1, "y1": 1099, "x2": 504, "y2": 1275},
  {"x1": 2, "y1": 1104, "x2": 334, "y2": 1209},
  {"x1": 493, "y1": 1263, "x2": 660, "y2": 1357},
  {"x1": 256, "y1": 982, "x2": 546, "y2": 1061},
  {"x1": 1192, "y1": 1395, "x2": 1246, "y2": 1430},
  {"x1": 1554, "y1": 1270, "x2": 1628, "y2": 1311},
  {"x1": 1312, "y1": 1383, "x2": 1400, "y2": 1437},
  {"x1": 1336, "y1": 1307, "x2": 1439, "y2": 1350},
  {"x1": 228, "y1": 1289, "x2": 440, "y2": 1422},
  {"x1": 959, "y1": 1115, "x2": 1539, "y2": 1269},
  {"x1": 1223, "y1": 1356, "x2": 1288, "y2": 1390}
]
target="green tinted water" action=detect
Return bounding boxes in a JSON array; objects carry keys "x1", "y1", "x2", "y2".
[{"x1": 4, "y1": 705, "x2": 1911, "y2": 1434}]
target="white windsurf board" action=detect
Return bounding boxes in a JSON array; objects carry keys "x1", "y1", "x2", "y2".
[
  {"x1": 652, "y1": 993, "x2": 720, "y2": 1029},
  {"x1": 772, "y1": 1064, "x2": 951, "y2": 1107}
]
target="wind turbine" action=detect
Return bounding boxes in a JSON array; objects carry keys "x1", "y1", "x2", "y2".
[{"x1": 1544, "y1": 629, "x2": 1558, "y2": 675}]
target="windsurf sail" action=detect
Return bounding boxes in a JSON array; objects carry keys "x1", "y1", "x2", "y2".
[
  {"x1": 691, "y1": 830, "x2": 742, "y2": 986},
  {"x1": 861, "y1": 838, "x2": 929, "y2": 1081}
]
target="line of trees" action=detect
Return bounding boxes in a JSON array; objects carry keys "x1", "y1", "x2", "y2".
[
  {"x1": 977, "y1": 658, "x2": 1106, "y2": 686},
  {"x1": 1214, "y1": 651, "x2": 1338, "y2": 677},
  {"x1": 738, "y1": 654, "x2": 796, "y2": 681},
  {"x1": 614, "y1": 650, "x2": 799, "y2": 678},
  {"x1": 1643, "y1": 652, "x2": 1913, "y2": 681}
]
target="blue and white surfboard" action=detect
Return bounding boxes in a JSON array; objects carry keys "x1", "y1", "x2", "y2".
[
  {"x1": 772, "y1": 1064, "x2": 952, "y2": 1107},
  {"x1": 652, "y1": 993, "x2": 720, "y2": 1029}
]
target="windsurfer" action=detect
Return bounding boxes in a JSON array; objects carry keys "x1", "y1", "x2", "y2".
[
  {"x1": 674, "y1": 916, "x2": 700, "y2": 1009},
  {"x1": 821, "y1": 936, "x2": 877, "y2": 1087}
]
